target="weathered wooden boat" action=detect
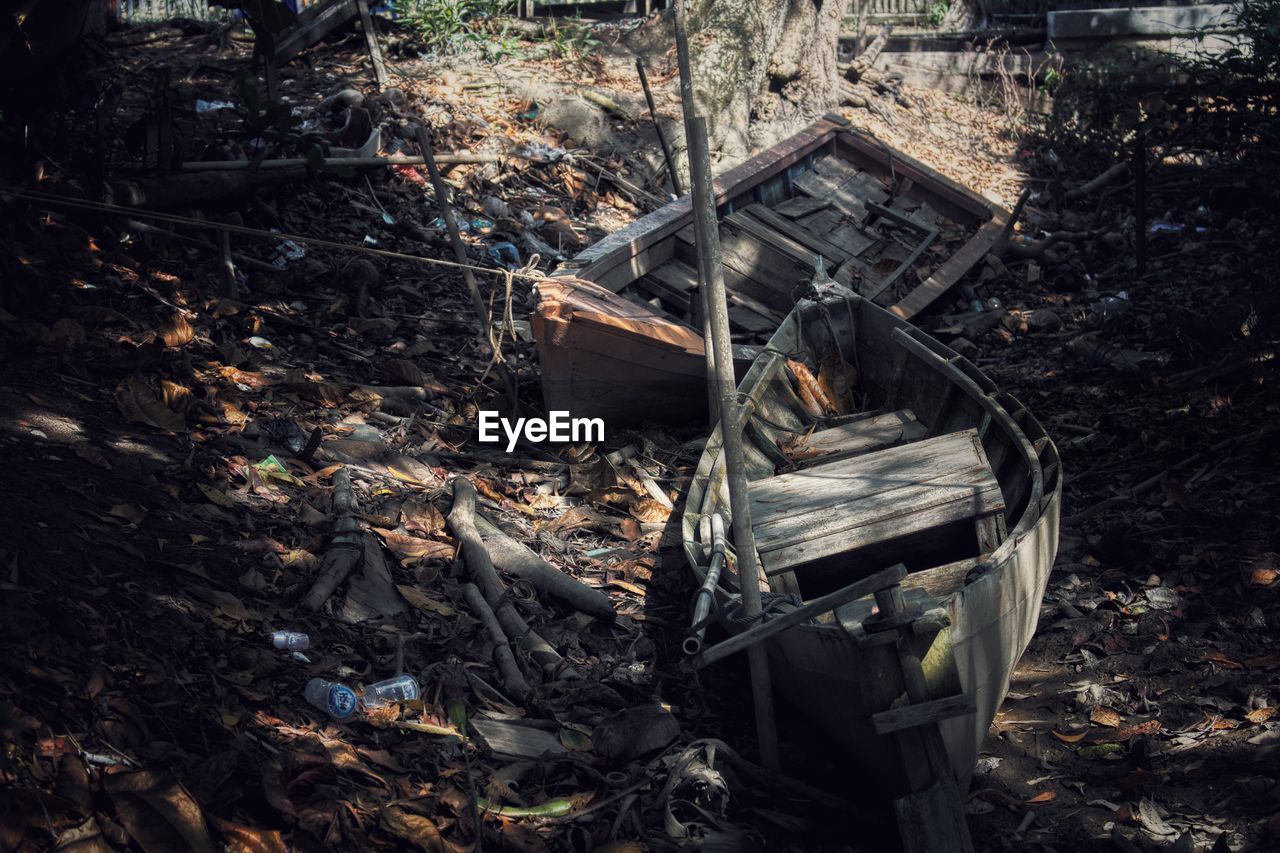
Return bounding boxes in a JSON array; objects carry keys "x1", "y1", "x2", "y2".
[
  {"x1": 531, "y1": 114, "x2": 1008, "y2": 424},
  {"x1": 681, "y1": 288, "x2": 1061, "y2": 794}
]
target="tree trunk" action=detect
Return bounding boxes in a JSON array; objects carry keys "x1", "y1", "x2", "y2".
[{"x1": 681, "y1": 0, "x2": 853, "y2": 159}]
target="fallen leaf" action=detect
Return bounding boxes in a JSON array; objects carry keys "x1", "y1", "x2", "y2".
[
  {"x1": 160, "y1": 313, "x2": 194, "y2": 347},
  {"x1": 1091, "y1": 707, "x2": 1123, "y2": 728},
  {"x1": 374, "y1": 528, "x2": 455, "y2": 561},
  {"x1": 608, "y1": 579, "x2": 646, "y2": 597},
  {"x1": 1078, "y1": 743, "x2": 1125, "y2": 760},
  {"x1": 401, "y1": 500, "x2": 446, "y2": 535},
  {"x1": 629, "y1": 496, "x2": 671, "y2": 523},
  {"x1": 1113, "y1": 719, "x2": 1161, "y2": 740},
  {"x1": 1052, "y1": 730, "x2": 1089, "y2": 744},
  {"x1": 206, "y1": 815, "x2": 288, "y2": 853},
  {"x1": 197, "y1": 484, "x2": 236, "y2": 509},
  {"x1": 1246, "y1": 707, "x2": 1277, "y2": 724},
  {"x1": 396, "y1": 585, "x2": 456, "y2": 617},
  {"x1": 379, "y1": 805, "x2": 446, "y2": 852},
  {"x1": 40, "y1": 317, "x2": 87, "y2": 352},
  {"x1": 72, "y1": 440, "x2": 111, "y2": 469},
  {"x1": 104, "y1": 770, "x2": 217, "y2": 853},
  {"x1": 1203, "y1": 651, "x2": 1243, "y2": 669},
  {"x1": 115, "y1": 376, "x2": 187, "y2": 432},
  {"x1": 109, "y1": 503, "x2": 148, "y2": 525},
  {"x1": 1027, "y1": 790, "x2": 1057, "y2": 804}
]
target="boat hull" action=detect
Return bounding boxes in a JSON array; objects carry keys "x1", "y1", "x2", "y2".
[{"x1": 681, "y1": 293, "x2": 1061, "y2": 795}]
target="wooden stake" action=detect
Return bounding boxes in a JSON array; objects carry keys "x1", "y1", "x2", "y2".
[
  {"x1": 356, "y1": 0, "x2": 389, "y2": 89},
  {"x1": 674, "y1": 0, "x2": 779, "y2": 771},
  {"x1": 635, "y1": 57, "x2": 683, "y2": 197},
  {"x1": 672, "y1": 2, "x2": 719, "y2": 427}
]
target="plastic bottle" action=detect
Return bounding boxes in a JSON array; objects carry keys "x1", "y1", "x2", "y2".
[
  {"x1": 304, "y1": 678, "x2": 358, "y2": 720},
  {"x1": 1086, "y1": 291, "x2": 1131, "y2": 328},
  {"x1": 361, "y1": 675, "x2": 420, "y2": 708},
  {"x1": 271, "y1": 631, "x2": 310, "y2": 651}
]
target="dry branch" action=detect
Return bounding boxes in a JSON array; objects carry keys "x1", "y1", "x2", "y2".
[
  {"x1": 475, "y1": 513, "x2": 615, "y2": 622},
  {"x1": 462, "y1": 582, "x2": 531, "y2": 702},
  {"x1": 448, "y1": 478, "x2": 578, "y2": 680}
]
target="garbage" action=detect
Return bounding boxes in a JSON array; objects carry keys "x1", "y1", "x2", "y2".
[
  {"x1": 1085, "y1": 291, "x2": 1132, "y2": 328},
  {"x1": 362, "y1": 675, "x2": 420, "y2": 708},
  {"x1": 261, "y1": 419, "x2": 310, "y2": 455},
  {"x1": 1068, "y1": 333, "x2": 1169, "y2": 372},
  {"x1": 1148, "y1": 221, "x2": 1207, "y2": 237},
  {"x1": 247, "y1": 336, "x2": 274, "y2": 349},
  {"x1": 304, "y1": 678, "x2": 359, "y2": 720},
  {"x1": 481, "y1": 196, "x2": 510, "y2": 219},
  {"x1": 517, "y1": 141, "x2": 568, "y2": 164},
  {"x1": 269, "y1": 238, "x2": 306, "y2": 268},
  {"x1": 487, "y1": 241, "x2": 521, "y2": 268},
  {"x1": 271, "y1": 631, "x2": 310, "y2": 651},
  {"x1": 195, "y1": 99, "x2": 236, "y2": 113}
]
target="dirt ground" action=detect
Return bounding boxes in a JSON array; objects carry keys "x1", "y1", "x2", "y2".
[{"x1": 1, "y1": 11, "x2": 1277, "y2": 853}]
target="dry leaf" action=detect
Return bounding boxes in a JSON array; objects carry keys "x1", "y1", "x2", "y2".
[
  {"x1": 787, "y1": 359, "x2": 834, "y2": 417},
  {"x1": 197, "y1": 484, "x2": 236, "y2": 509},
  {"x1": 396, "y1": 584, "x2": 456, "y2": 617},
  {"x1": 401, "y1": 500, "x2": 446, "y2": 535},
  {"x1": 218, "y1": 366, "x2": 270, "y2": 389},
  {"x1": 160, "y1": 313, "x2": 194, "y2": 347},
  {"x1": 1246, "y1": 707, "x2": 1276, "y2": 724},
  {"x1": 373, "y1": 528, "x2": 455, "y2": 562},
  {"x1": 1052, "y1": 730, "x2": 1089, "y2": 744},
  {"x1": 115, "y1": 376, "x2": 188, "y2": 432},
  {"x1": 71, "y1": 440, "x2": 111, "y2": 469},
  {"x1": 629, "y1": 497, "x2": 671, "y2": 523},
  {"x1": 379, "y1": 805, "x2": 446, "y2": 852},
  {"x1": 817, "y1": 349, "x2": 856, "y2": 415},
  {"x1": 1091, "y1": 707, "x2": 1123, "y2": 728},
  {"x1": 109, "y1": 503, "x2": 148, "y2": 525},
  {"x1": 40, "y1": 317, "x2": 87, "y2": 352},
  {"x1": 1027, "y1": 790, "x2": 1057, "y2": 804}
]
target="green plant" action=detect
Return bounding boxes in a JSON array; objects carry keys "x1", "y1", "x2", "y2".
[
  {"x1": 391, "y1": 0, "x2": 512, "y2": 55},
  {"x1": 538, "y1": 15, "x2": 600, "y2": 62},
  {"x1": 927, "y1": 0, "x2": 950, "y2": 28}
]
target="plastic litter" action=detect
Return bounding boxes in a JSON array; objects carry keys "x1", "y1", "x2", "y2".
[
  {"x1": 271, "y1": 631, "x2": 310, "y2": 651},
  {"x1": 247, "y1": 336, "x2": 274, "y2": 349},
  {"x1": 261, "y1": 419, "x2": 309, "y2": 455},
  {"x1": 487, "y1": 242, "x2": 521, "y2": 268},
  {"x1": 304, "y1": 678, "x2": 359, "y2": 720},
  {"x1": 270, "y1": 238, "x2": 306, "y2": 268},
  {"x1": 195, "y1": 99, "x2": 236, "y2": 113},
  {"x1": 1085, "y1": 291, "x2": 1132, "y2": 328},
  {"x1": 517, "y1": 142, "x2": 567, "y2": 164},
  {"x1": 362, "y1": 675, "x2": 420, "y2": 708}
]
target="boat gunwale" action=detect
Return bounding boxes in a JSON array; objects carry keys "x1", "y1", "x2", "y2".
[{"x1": 548, "y1": 116, "x2": 1009, "y2": 323}]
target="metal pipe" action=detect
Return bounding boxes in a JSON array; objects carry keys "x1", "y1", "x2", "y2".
[
  {"x1": 684, "y1": 513, "x2": 727, "y2": 656},
  {"x1": 692, "y1": 564, "x2": 907, "y2": 670}
]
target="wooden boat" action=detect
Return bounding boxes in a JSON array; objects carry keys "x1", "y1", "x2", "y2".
[
  {"x1": 681, "y1": 288, "x2": 1061, "y2": 795},
  {"x1": 531, "y1": 114, "x2": 1008, "y2": 424}
]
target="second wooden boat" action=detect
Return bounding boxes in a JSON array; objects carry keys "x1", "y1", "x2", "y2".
[
  {"x1": 531, "y1": 114, "x2": 1008, "y2": 424},
  {"x1": 682, "y1": 287, "x2": 1060, "y2": 795}
]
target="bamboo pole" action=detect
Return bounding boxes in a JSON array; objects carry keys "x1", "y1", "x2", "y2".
[
  {"x1": 674, "y1": 0, "x2": 779, "y2": 771},
  {"x1": 672, "y1": 2, "x2": 719, "y2": 428},
  {"x1": 635, "y1": 57, "x2": 684, "y2": 198}
]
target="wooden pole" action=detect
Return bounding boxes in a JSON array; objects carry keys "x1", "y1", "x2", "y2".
[
  {"x1": 672, "y1": 2, "x2": 719, "y2": 427},
  {"x1": 413, "y1": 125, "x2": 490, "y2": 342},
  {"x1": 635, "y1": 57, "x2": 684, "y2": 197},
  {"x1": 356, "y1": 0, "x2": 389, "y2": 89},
  {"x1": 674, "y1": 0, "x2": 779, "y2": 771}
]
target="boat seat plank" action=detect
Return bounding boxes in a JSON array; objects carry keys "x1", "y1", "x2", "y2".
[
  {"x1": 725, "y1": 210, "x2": 833, "y2": 272},
  {"x1": 740, "y1": 204, "x2": 852, "y2": 266},
  {"x1": 716, "y1": 226, "x2": 812, "y2": 311},
  {"x1": 749, "y1": 428, "x2": 1005, "y2": 575},
  {"x1": 653, "y1": 258, "x2": 784, "y2": 327},
  {"x1": 789, "y1": 409, "x2": 928, "y2": 467},
  {"x1": 772, "y1": 195, "x2": 831, "y2": 219}
]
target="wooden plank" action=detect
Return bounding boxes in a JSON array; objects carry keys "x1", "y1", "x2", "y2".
[
  {"x1": 749, "y1": 429, "x2": 1005, "y2": 574},
  {"x1": 275, "y1": 0, "x2": 358, "y2": 64},
  {"x1": 594, "y1": 238, "x2": 674, "y2": 292},
  {"x1": 648, "y1": 259, "x2": 699, "y2": 292},
  {"x1": 790, "y1": 409, "x2": 927, "y2": 465},
  {"x1": 1047, "y1": 4, "x2": 1237, "y2": 40},
  {"x1": 716, "y1": 226, "x2": 811, "y2": 312},
  {"x1": 654, "y1": 257, "x2": 783, "y2": 325},
  {"x1": 741, "y1": 204, "x2": 851, "y2": 265},
  {"x1": 356, "y1": 0, "x2": 388, "y2": 88},
  {"x1": 890, "y1": 214, "x2": 1006, "y2": 320},
  {"x1": 725, "y1": 211, "x2": 831, "y2": 271},
  {"x1": 772, "y1": 195, "x2": 830, "y2": 219},
  {"x1": 872, "y1": 693, "x2": 977, "y2": 735}
]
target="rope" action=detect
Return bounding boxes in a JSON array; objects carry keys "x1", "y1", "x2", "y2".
[{"x1": 0, "y1": 187, "x2": 554, "y2": 286}]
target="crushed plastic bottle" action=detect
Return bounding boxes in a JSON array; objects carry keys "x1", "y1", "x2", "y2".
[
  {"x1": 304, "y1": 678, "x2": 358, "y2": 720},
  {"x1": 271, "y1": 631, "x2": 310, "y2": 651},
  {"x1": 361, "y1": 675, "x2": 420, "y2": 708},
  {"x1": 1085, "y1": 291, "x2": 1132, "y2": 328}
]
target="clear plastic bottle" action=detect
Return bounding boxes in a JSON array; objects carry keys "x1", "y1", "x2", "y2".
[
  {"x1": 361, "y1": 675, "x2": 420, "y2": 708},
  {"x1": 304, "y1": 678, "x2": 358, "y2": 720},
  {"x1": 1086, "y1": 291, "x2": 1131, "y2": 328},
  {"x1": 271, "y1": 631, "x2": 310, "y2": 651}
]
